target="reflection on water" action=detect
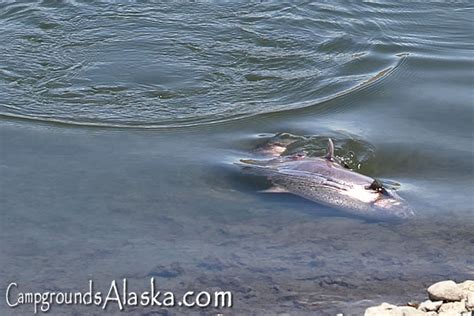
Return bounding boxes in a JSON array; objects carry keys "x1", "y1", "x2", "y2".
[{"x1": 0, "y1": 1, "x2": 473, "y2": 315}]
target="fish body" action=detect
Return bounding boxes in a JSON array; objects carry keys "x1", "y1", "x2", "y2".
[{"x1": 240, "y1": 139, "x2": 414, "y2": 220}]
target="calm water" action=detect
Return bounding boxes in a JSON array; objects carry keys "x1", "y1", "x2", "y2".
[{"x1": 1, "y1": 2, "x2": 473, "y2": 315}]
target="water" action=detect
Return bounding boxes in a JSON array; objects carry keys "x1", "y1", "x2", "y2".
[{"x1": 0, "y1": 2, "x2": 473, "y2": 315}]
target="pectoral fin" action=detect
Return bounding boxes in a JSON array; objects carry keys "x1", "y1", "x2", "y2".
[{"x1": 259, "y1": 186, "x2": 289, "y2": 193}]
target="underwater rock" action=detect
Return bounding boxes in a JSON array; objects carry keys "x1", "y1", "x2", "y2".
[{"x1": 148, "y1": 262, "x2": 184, "y2": 278}]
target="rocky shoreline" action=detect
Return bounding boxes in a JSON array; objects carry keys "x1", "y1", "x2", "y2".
[{"x1": 364, "y1": 280, "x2": 474, "y2": 316}]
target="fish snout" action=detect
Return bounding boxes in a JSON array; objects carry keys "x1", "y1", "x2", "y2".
[{"x1": 373, "y1": 195, "x2": 415, "y2": 219}]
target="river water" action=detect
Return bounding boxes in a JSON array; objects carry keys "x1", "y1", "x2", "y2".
[{"x1": 0, "y1": 2, "x2": 473, "y2": 315}]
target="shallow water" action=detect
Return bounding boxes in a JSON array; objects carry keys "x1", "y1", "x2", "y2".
[{"x1": 0, "y1": 2, "x2": 473, "y2": 315}]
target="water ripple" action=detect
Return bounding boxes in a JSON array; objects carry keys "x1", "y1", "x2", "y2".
[{"x1": 0, "y1": 1, "x2": 471, "y2": 128}]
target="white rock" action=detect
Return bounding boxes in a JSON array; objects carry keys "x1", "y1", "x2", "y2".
[
  {"x1": 438, "y1": 300, "x2": 467, "y2": 315},
  {"x1": 467, "y1": 292, "x2": 474, "y2": 311},
  {"x1": 365, "y1": 302, "x2": 398, "y2": 316},
  {"x1": 364, "y1": 304, "x2": 425, "y2": 316},
  {"x1": 460, "y1": 281, "x2": 474, "y2": 292},
  {"x1": 396, "y1": 306, "x2": 426, "y2": 315},
  {"x1": 439, "y1": 312, "x2": 461, "y2": 316},
  {"x1": 461, "y1": 281, "x2": 474, "y2": 300},
  {"x1": 426, "y1": 312, "x2": 438, "y2": 316},
  {"x1": 440, "y1": 311, "x2": 471, "y2": 316},
  {"x1": 419, "y1": 299, "x2": 443, "y2": 312},
  {"x1": 428, "y1": 280, "x2": 464, "y2": 301}
]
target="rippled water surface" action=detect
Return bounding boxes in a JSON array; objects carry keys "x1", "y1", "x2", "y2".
[
  {"x1": 1, "y1": 1, "x2": 455, "y2": 127},
  {"x1": 1, "y1": 2, "x2": 473, "y2": 315}
]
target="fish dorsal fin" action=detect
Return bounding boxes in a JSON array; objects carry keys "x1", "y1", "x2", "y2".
[{"x1": 325, "y1": 138, "x2": 335, "y2": 161}]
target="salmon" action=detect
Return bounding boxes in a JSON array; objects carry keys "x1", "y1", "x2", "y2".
[{"x1": 239, "y1": 138, "x2": 415, "y2": 220}]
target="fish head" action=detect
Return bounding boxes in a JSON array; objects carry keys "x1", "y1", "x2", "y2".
[
  {"x1": 340, "y1": 182, "x2": 415, "y2": 220},
  {"x1": 371, "y1": 189, "x2": 415, "y2": 220}
]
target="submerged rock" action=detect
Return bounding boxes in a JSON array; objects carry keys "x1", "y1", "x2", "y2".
[
  {"x1": 427, "y1": 280, "x2": 463, "y2": 302},
  {"x1": 148, "y1": 262, "x2": 184, "y2": 278}
]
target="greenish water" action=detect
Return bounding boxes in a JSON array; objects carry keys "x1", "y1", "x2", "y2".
[{"x1": 0, "y1": 2, "x2": 473, "y2": 315}]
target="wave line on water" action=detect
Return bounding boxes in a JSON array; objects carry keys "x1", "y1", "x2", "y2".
[{"x1": 0, "y1": 54, "x2": 408, "y2": 130}]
